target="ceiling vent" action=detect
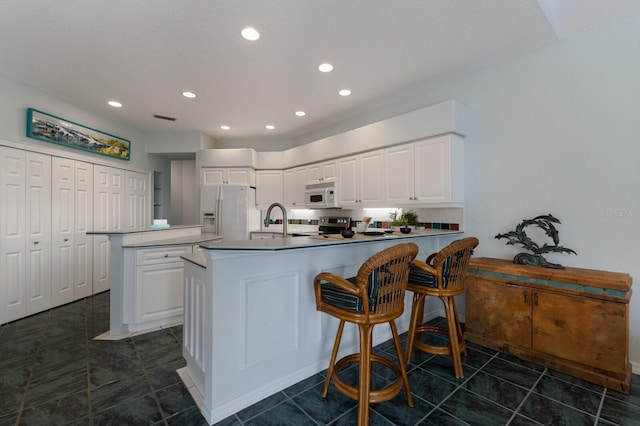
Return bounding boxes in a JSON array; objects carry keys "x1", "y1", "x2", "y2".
[{"x1": 153, "y1": 114, "x2": 177, "y2": 122}]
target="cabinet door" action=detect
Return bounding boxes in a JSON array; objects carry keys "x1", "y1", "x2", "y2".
[
  {"x1": 338, "y1": 156, "x2": 359, "y2": 206},
  {"x1": 384, "y1": 143, "x2": 415, "y2": 204},
  {"x1": 25, "y1": 152, "x2": 52, "y2": 316},
  {"x1": 136, "y1": 262, "x2": 185, "y2": 323},
  {"x1": 0, "y1": 147, "x2": 27, "y2": 324},
  {"x1": 227, "y1": 168, "x2": 254, "y2": 185},
  {"x1": 51, "y1": 157, "x2": 75, "y2": 306},
  {"x1": 94, "y1": 165, "x2": 125, "y2": 232},
  {"x1": 533, "y1": 290, "x2": 628, "y2": 376},
  {"x1": 306, "y1": 161, "x2": 336, "y2": 183},
  {"x1": 414, "y1": 136, "x2": 449, "y2": 203},
  {"x1": 283, "y1": 167, "x2": 306, "y2": 207},
  {"x1": 74, "y1": 161, "x2": 93, "y2": 299},
  {"x1": 256, "y1": 170, "x2": 283, "y2": 209},
  {"x1": 202, "y1": 168, "x2": 225, "y2": 185},
  {"x1": 360, "y1": 150, "x2": 384, "y2": 205},
  {"x1": 466, "y1": 276, "x2": 532, "y2": 348}
]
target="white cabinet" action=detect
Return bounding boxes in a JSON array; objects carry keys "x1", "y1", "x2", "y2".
[
  {"x1": 338, "y1": 151, "x2": 384, "y2": 207},
  {"x1": 51, "y1": 158, "x2": 94, "y2": 306},
  {"x1": 414, "y1": 135, "x2": 464, "y2": 205},
  {"x1": 256, "y1": 170, "x2": 283, "y2": 209},
  {"x1": 384, "y1": 143, "x2": 415, "y2": 204},
  {"x1": 202, "y1": 167, "x2": 255, "y2": 186},
  {"x1": 126, "y1": 245, "x2": 193, "y2": 328},
  {"x1": 283, "y1": 167, "x2": 306, "y2": 207},
  {"x1": 0, "y1": 148, "x2": 52, "y2": 324},
  {"x1": 306, "y1": 160, "x2": 337, "y2": 184},
  {"x1": 338, "y1": 156, "x2": 358, "y2": 206},
  {"x1": 384, "y1": 135, "x2": 464, "y2": 206}
]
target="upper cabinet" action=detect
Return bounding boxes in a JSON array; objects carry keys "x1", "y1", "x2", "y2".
[
  {"x1": 202, "y1": 167, "x2": 255, "y2": 186},
  {"x1": 256, "y1": 170, "x2": 283, "y2": 209},
  {"x1": 283, "y1": 167, "x2": 306, "y2": 208},
  {"x1": 413, "y1": 135, "x2": 463, "y2": 205},
  {"x1": 384, "y1": 135, "x2": 464, "y2": 207},
  {"x1": 339, "y1": 150, "x2": 384, "y2": 207},
  {"x1": 306, "y1": 160, "x2": 337, "y2": 184}
]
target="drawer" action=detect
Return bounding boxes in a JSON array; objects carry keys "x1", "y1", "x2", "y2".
[{"x1": 136, "y1": 245, "x2": 193, "y2": 266}]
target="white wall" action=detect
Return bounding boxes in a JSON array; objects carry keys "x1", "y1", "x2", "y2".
[
  {"x1": 400, "y1": 16, "x2": 640, "y2": 365},
  {"x1": 171, "y1": 160, "x2": 199, "y2": 225},
  {"x1": 0, "y1": 72, "x2": 170, "y2": 176}
]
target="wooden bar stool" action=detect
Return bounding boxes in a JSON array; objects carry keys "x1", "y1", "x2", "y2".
[
  {"x1": 314, "y1": 243, "x2": 419, "y2": 426},
  {"x1": 404, "y1": 237, "x2": 479, "y2": 378}
]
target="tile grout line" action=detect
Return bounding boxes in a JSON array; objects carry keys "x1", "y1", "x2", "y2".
[
  {"x1": 505, "y1": 366, "x2": 547, "y2": 425},
  {"x1": 594, "y1": 387, "x2": 607, "y2": 425},
  {"x1": 416, "y1": 350, "x2": 501, "y2": 425},
  {"x1": 12, "y1": 310, "x2": 52, "y2": 426}
]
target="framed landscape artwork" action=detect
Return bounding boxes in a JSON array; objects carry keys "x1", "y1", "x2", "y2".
[{"x1": 26, "y1": 108, "x2": 130, "y2": 160}]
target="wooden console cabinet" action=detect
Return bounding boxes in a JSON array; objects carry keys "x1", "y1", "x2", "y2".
[{"x1": 465, "y1": 257, "x2": 633, "y2": 393}]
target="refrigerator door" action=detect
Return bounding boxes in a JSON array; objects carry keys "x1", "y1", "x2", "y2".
[{"x1": 218, "y1": 186, "x2": 250, "y2": 240}]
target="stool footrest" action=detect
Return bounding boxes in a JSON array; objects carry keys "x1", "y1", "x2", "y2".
[
  {"x1": 332, "y1": 353, "x2": 406, "y2": 404},
  {"x1": 414, "y1": 325, "x2": 466, "y2": 356}
]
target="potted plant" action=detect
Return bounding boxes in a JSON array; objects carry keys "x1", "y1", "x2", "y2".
[{"x1": 389, "y1": 210, "x2": 420, "y2": 230}]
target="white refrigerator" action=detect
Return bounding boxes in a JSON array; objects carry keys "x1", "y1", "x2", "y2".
[{"x1": 200, "y1": 186, "x2": 260, "y2": 240}]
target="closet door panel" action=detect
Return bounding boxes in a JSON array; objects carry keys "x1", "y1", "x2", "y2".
[
  {"x1": 25, "y1": 152, "x2": 51, "y2": 315},
  {"x1": 0, "y1": 147, "x2": 27, "y2": 323},
  {"x1": 74, "y1": 161, "x2": 93, "y2": 299},
  {"x1": 52, "y1": 157, "x2": 74, "y2": 306}
]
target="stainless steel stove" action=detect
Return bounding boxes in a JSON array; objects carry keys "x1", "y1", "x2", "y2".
[{"x1": 318, "y1": 216, "x2": 351, "y2": 235}]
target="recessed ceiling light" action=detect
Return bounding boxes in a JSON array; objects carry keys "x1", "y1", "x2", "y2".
[
  {"x1": 266, "y1": 125, "x2": 275, "y2": 130},
  {"x1": 241, "y1": 27, "x2": 260, "y2": 41},
  {"x1": 338, "y1": 89, "x2": 352, "y2": 96},
  {"x1": 182, "y1": 91, "x2": 196, "y2": 98},
  {"x1": 295, "y1": 111, "x2": 306, "y2": 117},
  {"x1": 108, "y1": 100, "x2": 122, "y2": 108},
  {"x1": 220, "y1": 125, "x2": 230, "y2": 130},
  {"x1": 318, "y1": 63, "x2": 333, "y2": 72}
]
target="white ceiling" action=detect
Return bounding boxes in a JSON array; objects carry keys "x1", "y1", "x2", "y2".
[{"x1": 1, "y1": 0, "x2": 639, "y2": 145}]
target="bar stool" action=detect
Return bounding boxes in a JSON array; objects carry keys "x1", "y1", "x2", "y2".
[
  {"x1": 314, "y1": 243, "x2": 419, "y2": 426},
  {"x1": 404, "y1": 237, "x2": 479, "y2": 378}
]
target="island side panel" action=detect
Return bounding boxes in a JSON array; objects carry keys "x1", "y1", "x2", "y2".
[{"x1": 197, "y1": 234, "x2": 456, "y2": 424}]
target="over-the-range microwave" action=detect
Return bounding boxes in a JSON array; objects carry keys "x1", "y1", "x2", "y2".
[{"x1": 304, "y1": 181, "x2": 341, "y2": 208}]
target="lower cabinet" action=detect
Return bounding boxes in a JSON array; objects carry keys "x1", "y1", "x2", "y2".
[
  {"x1": 465, "y1": 257, "x2": 633, "y2": 393},
  {"x1": 136, "y1": 263, "x2": 185, "y2": 323},
  {"x1": 123, "y1": 244, "x2": 194, "y2": 332}
]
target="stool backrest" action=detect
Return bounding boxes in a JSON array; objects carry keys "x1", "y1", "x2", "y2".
[
  {"x1": 429, "y1": 237, "x2": 479, "y2": 292},
  {"x1": 357, "y1": 243, "x2": 419, "y2": 315}
]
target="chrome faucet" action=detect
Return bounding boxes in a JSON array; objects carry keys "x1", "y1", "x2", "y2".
[{"x1": 264, "y1": 202, "x2": 288, "y2": 238}]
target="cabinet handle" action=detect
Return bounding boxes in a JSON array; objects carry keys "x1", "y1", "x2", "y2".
[
  {"x1": 34, "y1": 241, "x2": 39, "y2": 245},
  {"x1": 64, "y1": 238, "x2": 69, "y2": 242},
  {"x1": 164, "y1": 254, "x2": 169, "y2": 258},
  {"x1": 524, "y1": 290, "x2": 528, "y2": 303},
  {"x1": 534, "y1": 292, "x2": 539, "y2": 305}
]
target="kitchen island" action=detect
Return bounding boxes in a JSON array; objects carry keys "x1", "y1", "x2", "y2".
[
  {"x1": 179, "y1": 229, "x2": 462, "y2": 425},
  {"x1": 88, "y1": 225, "x2": 222, "y2": 338}
]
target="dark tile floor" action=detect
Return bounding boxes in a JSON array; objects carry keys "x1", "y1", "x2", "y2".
[{"x1": 1, "y1": 292, "x2": 639, "y2": 425}]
